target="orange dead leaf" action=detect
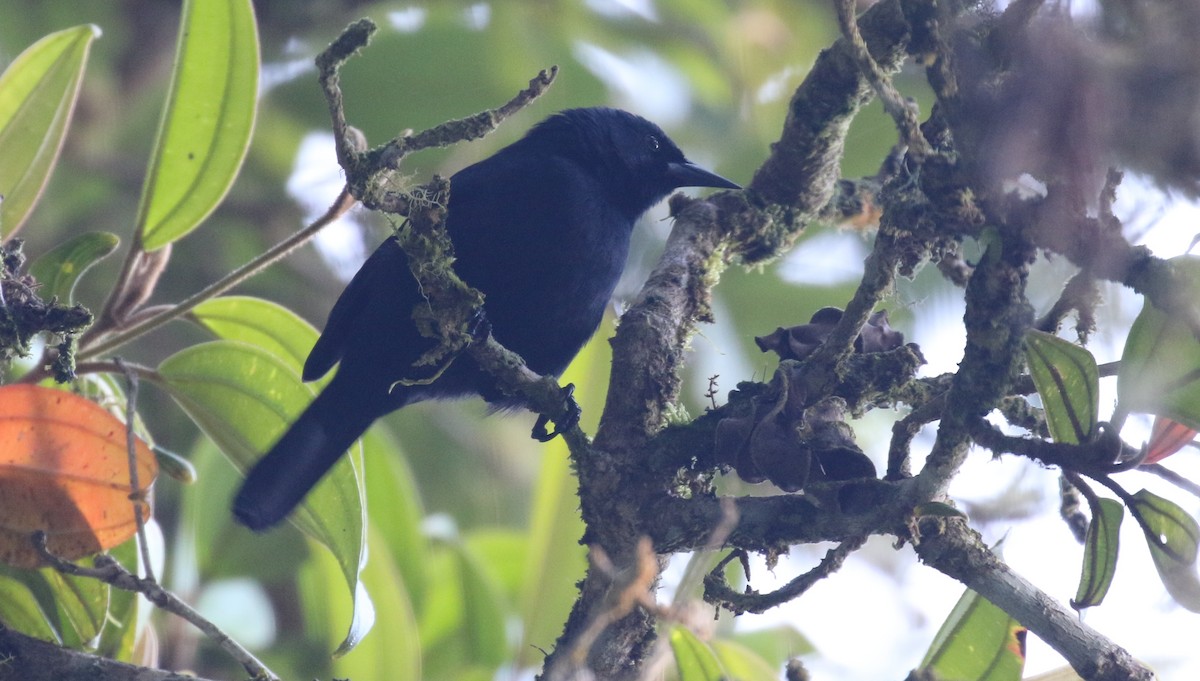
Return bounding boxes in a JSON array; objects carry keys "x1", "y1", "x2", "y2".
[
  {"x1": 1144, "y1": 415, "x2": 1198, "y2": 465},
  {"x1": 0, "y1": 385, "x2": 156, "y2": 568}
]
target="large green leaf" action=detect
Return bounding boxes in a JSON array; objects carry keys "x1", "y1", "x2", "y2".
[
  {"x1": 1026, "y1": 330, "x2": 1099, "y2": 444},
  {"x1": 920, "y1": 587, "x2": 1026, "y2": 681},
  {"x1": 670, "y1": 626, "x2": 726, "y2": 681},
  {"x1": 1118, "y1": 256, "x2": 1200, "y2": 430},
  {"x1": 28, "y1": 232, "x2": 119, "y2": 304},
  {"x1": 136, "y1": 0, "x2": 258, "y2": 250},
  {"x1": 0, "y1": 559, "x2": 110, "y2": 649},
  {"x1": 362, "y1": 428, "x2": 428, "y2": 614},
  {"x1": 417, "y1": 541, "x2": 508, "y2": 676},
  {"x1": 1072, "y1": 497, "x2": 1123, "y2": 610},
  {"x1": 0, "y1": 566, "x2": 60, "y2": 643},
  {"x1": 190, "y1": 295, "x2": 319, "y2": 376},
  {"x1": 0, "y1": 25, "x2": 98, "y2": 235},
  {"x1": 711, "y1": 639, "x2": 785, "y2": 681},
  {"x1": 326, "y1": 527, "x2": 421, "y2": 681},
  {"x1": 1129, "y1": 489, "x2": 1200, "y2": 611},
  {"x1": 157, "y1": 340, "x2": 371, "y2": 652}
]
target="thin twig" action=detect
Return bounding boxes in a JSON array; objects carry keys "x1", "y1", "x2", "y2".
[
  {"x1": 1141, "y1": 463, "x2": 1200, "y2": 501},
  {"x1": 834, "y1": 0, "x2": 930, "y2": 158},
  {"x1": 704, "y1": 536, "x2": 868, "y2": 614},
  {"x1": 33, "y1": 532, "x2": 279, "y2": 681},
  {"x1": 112, "y1": 357, "x2": 155, "y2": 584},
  {"x1": 78, "y1": 187, "x2": 357, "y2": 362}
]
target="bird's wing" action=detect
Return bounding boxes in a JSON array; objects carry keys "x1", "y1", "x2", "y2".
[{"x1": 302, "y1": 236, "x2": 412, "y2": 382}]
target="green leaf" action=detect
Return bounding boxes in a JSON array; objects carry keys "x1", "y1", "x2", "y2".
[
  {"x1": 0, "y1": 566, "x2": 60, "y2": 643},
  {"x1": 1129, "y1": 489, "x2": 1200, "y2": 611},
  {"x1": 416, "y1": 540, "x2": 509, "y2": 674},
  {"x1": 363, "y1": 429, "x2": 428, "y2": 613},
  {"x1": 920, "y1": 587, "x2": 1027, "y2": 681},
  {"x1": 1026, "y1": 330, "x2": 1099, "y2": 445},
  {"x1": 158, "y1": 340, "x2": 371, "y2": 652},
  {"x1": 711, "y1": 639, "x2": 784, "y2": 681},
  {"x1": 0, "y1": 536, "x2": 113, "y2": 648},
  {"x1": 731, "y1": 626, "x2": 815, "y2": 668},
  {"x1": 41, "y1": 566, "x2": 109, "y2": 647},
  {"x1": 1118, "y1": 256, "x2": 1200, "y2": 430},
  {"x1": 451, "y1": 539, "x2": 509, "y2": 666},
  {"x1": 417, "y1": 547, "x2": 466, "y2": 655},
  {"x1": 190, "y1": 295, "x2": 319, "y2": 377},
  {"x1": 670, "y1": 626, "x2": 726, "y2": 681},
  {"x1": 28, "y1": 232, "x2": 119, "y2": 304},
  {"x1": 136, "y1": 0, "x2": 259, "y2": 250},
  {"x1": 465, "y1": 528, "x2": 527, "y2": 604},
  {"x1": 1072, "y1": 497, "x2": 1123, "y2": 610},
  {"x1": 0, "y1": 25, "x2": 98, "y2": 236},
  {"x1": 328, "y1": 527, "x2": 421, "y2": 681},
  {"x1": 94, "y1": 540, "x2": 141, "y2": 661}
]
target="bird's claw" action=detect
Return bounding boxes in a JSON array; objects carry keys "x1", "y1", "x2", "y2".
[
  {"x1": 531, "y1": 383, "x2": 581, "y2": 442},
  {"x1": 469, "y1": 308, "x2": 492, "y2": 343}
]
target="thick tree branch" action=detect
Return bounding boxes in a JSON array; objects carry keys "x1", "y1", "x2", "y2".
[{"x1": 0, "y1": 628, "x2": 215, "y2": 681}]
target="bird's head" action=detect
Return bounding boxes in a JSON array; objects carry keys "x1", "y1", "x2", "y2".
[{"x1": 526, "y1": 107, "x2": 739, "y2": 220}]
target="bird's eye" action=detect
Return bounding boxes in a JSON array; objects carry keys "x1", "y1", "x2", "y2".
[{"x1": 645, "y1": 135, "x2": 661, "y2": 152}]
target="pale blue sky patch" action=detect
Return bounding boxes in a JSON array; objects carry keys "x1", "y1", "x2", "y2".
[{"x1": 573, "y1": 42, "x2": 691, "y2": 125}]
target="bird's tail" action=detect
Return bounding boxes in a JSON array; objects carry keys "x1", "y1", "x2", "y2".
[{"x1": 232, "y1": 380, "x2": 383, "y2": 531}]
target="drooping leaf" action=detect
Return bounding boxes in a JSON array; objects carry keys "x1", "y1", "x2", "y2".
[
  {"x1": 0, "y1": 25, "x2": 99, "y2": 235},
  {"x1": 0, "y1": 385, "x2": 156, "y2": 568},
  {"x1": 136, "y1": 0, "x2": 259, "y2": 250},
  {"x1": 1071, "y1": 497, "x2": 1123, "y2": 610},
  {"x1": 1129, "y1": 489, "x2": 1200, "y2": 611},
  {"x1": 327, "y1": 527, "x2": 421, "y2": 681},
  {"x1": 28, "y1": 232, "x2": 120, "y2": 304},
  {"x1": 670, "y1": 626, "x2": 726, "y2": 681},
  {"x1": 920, "y1": 586, "x2": 1027, "y2": 681},
  {"x1": 1118, "y1": 256, "x2": 1200, "y2": 430},
  {"x1": 158, "y1": 340, "x2": 371, "y2": 651},
  {"x1": 1143, "y1": 416, "x2": 1197, "y2": 465},
  {"x1": 1026, "y1": 330, "x2": 1099, "y2": 445},
  {"x1": 363, "y1": 428, "x2": 428, "y2": 613}
]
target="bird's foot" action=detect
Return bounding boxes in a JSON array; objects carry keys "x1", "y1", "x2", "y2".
[
  {"x1": 531, "y1": 383, "x2": 581, "y2": 442},
  {"x1": 469, "y1": 307, "x2": 492, "y2": 343}
]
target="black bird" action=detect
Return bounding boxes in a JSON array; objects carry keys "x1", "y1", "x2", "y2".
[{"x1": 233, "y1": 107, "x2": 739, "y2": 530}]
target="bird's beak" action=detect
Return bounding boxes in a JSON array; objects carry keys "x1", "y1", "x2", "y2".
[{"x1": 666, "y1": 161, "x2": 741, "y2": 190}]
